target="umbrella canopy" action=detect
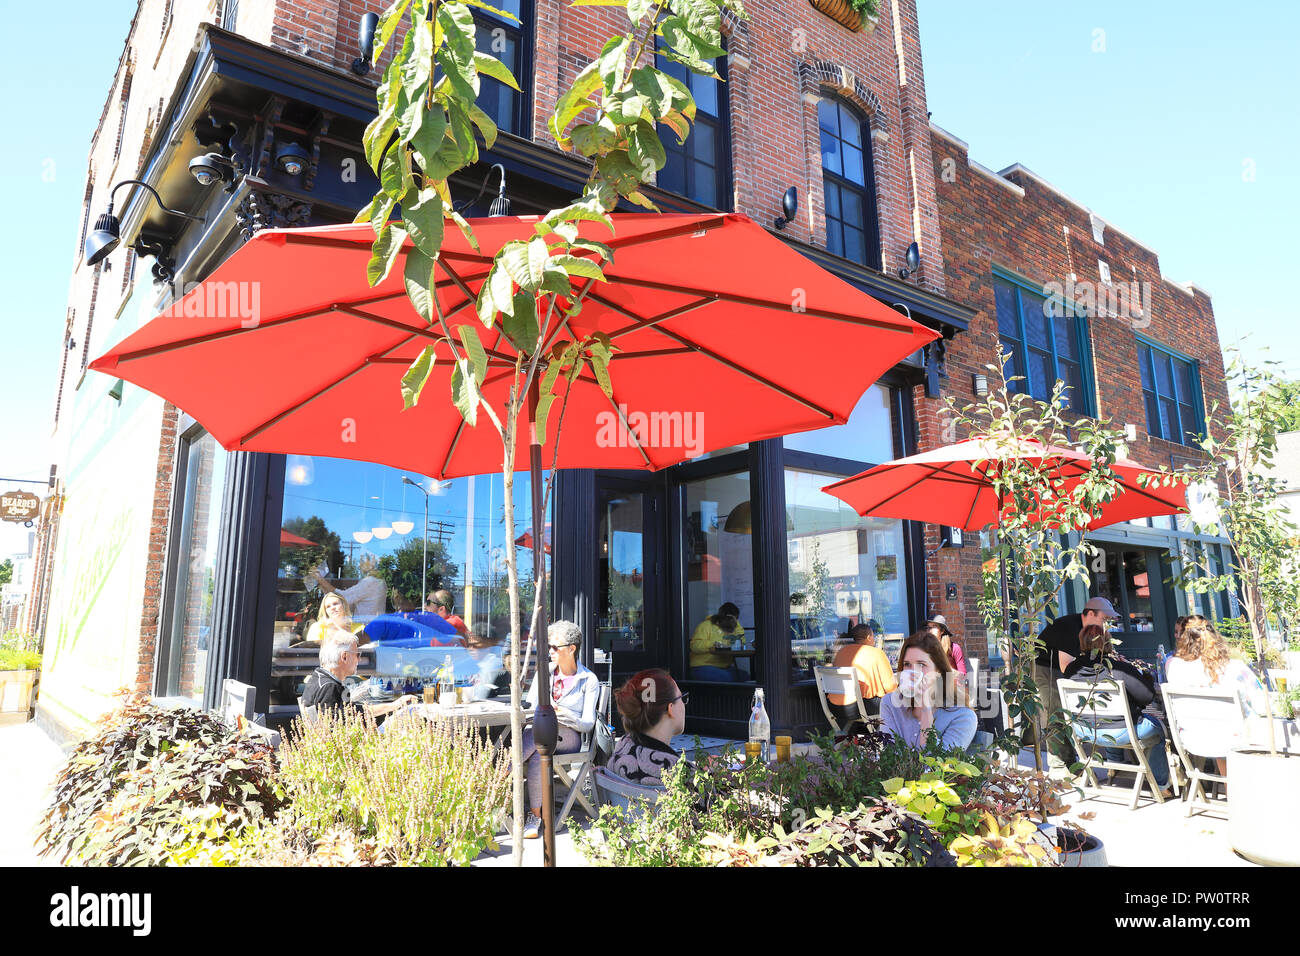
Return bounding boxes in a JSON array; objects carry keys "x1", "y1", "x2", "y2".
[
  {"x1": 279, "y1": 528, "x2": 317, "y2": 548},
  {"x1": 515, "y1": 529, "x2": 552, "y2": 555},
  {"x1": 90, "y1": 214, "x2": 938, "y2": 478},
  {"x1": 821, "y1": 436, "x2": 1188, "y2": 531}
]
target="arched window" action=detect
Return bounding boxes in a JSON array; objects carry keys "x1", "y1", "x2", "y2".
[
  {"x1": 818, "y1": 97, "x2": 880, "y2": 269},
  {"x1": 655, "y1": 41, "x2": 731, "y2": 209}
]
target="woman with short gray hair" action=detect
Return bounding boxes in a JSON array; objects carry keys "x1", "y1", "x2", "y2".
[{"x1": 519, "y1": 620, "x2": 600, "y2": 840}]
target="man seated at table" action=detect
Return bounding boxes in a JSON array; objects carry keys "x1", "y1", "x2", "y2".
[
  {"x1": 427, "y1": 589, "x2": 472, "y2": 640},
  {"x1": 827, "y1": 622, "x2": 898, "y2": 727},
  {"x1": 689, "y1": 602, "x2": 746, "y2": 682},
  {"x1": 302, "y1": 628, "x2": 417, "y2": 721}
]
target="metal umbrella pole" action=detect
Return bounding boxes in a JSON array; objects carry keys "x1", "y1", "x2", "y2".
[{"x1": 527, "y1": 375, "x2": 558, "y2": 866}]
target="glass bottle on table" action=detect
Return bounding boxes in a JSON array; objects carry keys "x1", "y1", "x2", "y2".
[
  {"x1": 439, "y1": 655, "x2": 455, "y2": 704},
  {"x1": 748, "y1": 688, "x2": 771, "y2": 762}
]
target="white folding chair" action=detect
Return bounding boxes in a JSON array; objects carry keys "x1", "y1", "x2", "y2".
[
  {"x1": 1058, "y1": 678, "x2": 1167, "y2": 809},
  {"x1": 1161, "y1": 683, "x2": 1246, "y2": 818},
  {"x1": 592, "y1": 766, "x2": 663, "y2": 822},
  {"x1": 551, "y1": 682, "x2": 611, "y2": 831},
  {"x1": 222, "y1": 679, "x2": 257, "y2": 724},
  {"x1": 813, "y1": 666, "x2": 872, "y2": 733},
  {"x1": 296, "y1": 696, "x2": 320, "y2": 725}
]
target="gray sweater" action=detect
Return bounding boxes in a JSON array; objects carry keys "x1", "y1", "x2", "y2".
[{"x1": 880, "y1": 692, "x2": 977, "y2": 750}]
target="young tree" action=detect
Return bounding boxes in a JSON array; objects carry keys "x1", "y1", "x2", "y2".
[{"x1": 358, "y1": 0, "x2": 745, "y2": 861}]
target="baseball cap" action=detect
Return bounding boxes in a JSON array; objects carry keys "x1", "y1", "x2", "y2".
[{"x1": 1083, "y1": 597, "x2": 1119, "y2": 619}]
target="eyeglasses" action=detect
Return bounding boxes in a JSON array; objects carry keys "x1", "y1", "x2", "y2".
[{"x1": 663, "y1": 692, "x2": 690, "y2": 706}]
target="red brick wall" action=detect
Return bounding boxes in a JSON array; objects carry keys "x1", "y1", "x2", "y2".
[
  {"x1": 135, "y1": 402, "x2": 180, "y2": 693},
  {"x1": 924, "y1": 125, "x2": 1230, "y2": 660}
]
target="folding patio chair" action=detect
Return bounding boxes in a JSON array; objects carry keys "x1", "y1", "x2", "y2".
[
  {"x1": 1161, "y1": 683, "x2": 1246, "y2": 818},
  {"x1": 814, "y1": 666, "x2": 873, "y2": 734},
  {"x1": 592, "y1": 766, "x2": 664, "y2": 823},
  {"x1": 550, "y1": 682, "x2": 612, "y2": 832},
  {"x1": 1058, "y1": 678, "x2": 1167, "y2": 809}
]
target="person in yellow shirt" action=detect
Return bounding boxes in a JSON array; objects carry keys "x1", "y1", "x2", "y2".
[
  {"x1": 689, "y1": 602, "x2": 746, "y2": 681},
  {"x1": 827, "y1": 622, "x2": 898, "y2": 728}
]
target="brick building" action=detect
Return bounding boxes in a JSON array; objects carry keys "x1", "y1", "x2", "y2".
[{"x1": 34, "y1": 0, "x2": 1232, "y2": 742}]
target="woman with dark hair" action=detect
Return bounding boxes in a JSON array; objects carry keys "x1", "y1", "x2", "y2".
[
  {"x1": 880, "y1": 630, "x2": 976, "y2": 750},
  {"x1": 689, "y1": 601, "x2": 746, "y2": 681},
  {"x1": 1062, "y1": 624, "x2": 1173, "y2": 795},
  {"x1": 607, "y1": 669, "x2": 688, "y2": 787}
]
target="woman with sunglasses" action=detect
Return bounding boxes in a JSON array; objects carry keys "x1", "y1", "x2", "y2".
[
  {"x1": 521, "y1": 620, "x2": 601, "y2": 839},
  {"x1": 608, "y1": 669, "x2": 689, "y2": 787}
]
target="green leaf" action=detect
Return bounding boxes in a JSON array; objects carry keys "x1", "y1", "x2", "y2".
[
  {"x1": 468, "y1": 103, "x2": 499, "y2": 150},
  {"x1": 472, "y1": 50, "x2": 520, "y2": 90},
  {"x1": 542, "y1": 199, "x2": 616, "y2": 235},
  {"x1": 588, "y1": 347, "x2": 613, "y2": 399},
  {"x1": 371, "y1": 0, "x2": 415, "y2": 65},
  {"x1": 539, "y1": 262, "x2": 572, "y2": 296},
  {"x1": 571, "y1": 238, "x2": 615, "y2": 261},
  {"x1": 626, "y1": 0, "x2": 654, "y2": 25},
  {"x1": 550, "y1": 61, "x2": 604, "y2": 145},
  {"x1": 628, "y1": 120, "x2": 666, "y2": 173},
  {"x1": 396, "y1": 81, "x2": 429, "y2": 142},
  {"x1": 489, "y1": 261, "x2": 516, "y2": 318},
  {"x1": 597, "y1": 35, "x2": 633, "y2": 91},
  {"x1": 570, "y1": 120, "x2": 618, "y2": 158},
  {"x1": 457, "y1": 325, "x2": 488, "y2": 382},
  {"x1": 403, "y1": 248, "x2": 438, "y2": 324},
  {"x1": 502, "y1": 291, "x2": 539, "y2": 354},
  {"x1": 367, "y1": 223, "x2": 407, "y2": 287},
  {"x1": 401, "y1": 344, "x2": 438, "y2": 409},
  {"x1": 499, "y1": 240, "x2": 536, "y2": 291},
  {"x1": 364, "y1": 107, "x2": 399, "y2": 174},
  {"x1": 451, "y1": 358, "x2": 481, "y2": 426},
  {"x1": 526, "y1": 236, "x2": 550, "y2": 288},
  {"x1": 410, "y1": 109, "x2": 448, "y2": 172},
  {"x1": 630, "y1": 66, "x2": 675, "y2": 118},
  {"x1": 436, "y1": 46, "x2": 479, "y2": 103},
  {"x1": 380, "y1": 144, "x2": 408, "y2": 201},
  {"x1": 533, "y1": 359, "x2": 563, "y2": 444},
  {"x1": 404, "y1": 188, "x2": 446, "y2": 258},
  {"x1": 551, "y1": 254, "x2": 607, "y2": 282}
]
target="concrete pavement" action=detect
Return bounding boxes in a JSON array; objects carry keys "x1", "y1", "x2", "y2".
[{"x1": 0, "y1": 718, "x2": 67, "y2": 866}]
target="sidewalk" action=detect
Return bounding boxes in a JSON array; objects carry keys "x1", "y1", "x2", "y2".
[{"x1": 0, "y1": 718, "x2": 67, "y2": 866}]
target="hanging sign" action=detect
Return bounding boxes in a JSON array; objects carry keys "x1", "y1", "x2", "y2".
[{"x1": 0, "y1": 490, "x2": 40, "y2": 522}]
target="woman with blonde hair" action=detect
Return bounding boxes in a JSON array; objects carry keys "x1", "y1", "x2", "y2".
[
  {"x1": 305, "y1": 591, "x2": 368, "y2": 644},
  {"x1": 1166, "y1": 615, "x2": 1266, "y2": 716},
  {"x1": 879, "y1": 630, "x2": 976, "y2": 751}
]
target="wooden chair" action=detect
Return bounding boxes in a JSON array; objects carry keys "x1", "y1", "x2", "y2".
[
  {"x1": 1161, "y1": 683, "x2": 1246, "y2": 818},
  {"x1": 813, "y1": 666, "x2": 871, "y2": 733},
  {"x1": 1058, "y1": 678, "x2": 1167, "y2": 810}
]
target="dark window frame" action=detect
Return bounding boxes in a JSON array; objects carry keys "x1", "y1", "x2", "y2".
[
  {"x1": 653, "y1": 38, "x2": 732, "y2": 210},
  {"x1": 468, "y1": 1, "x2": 534, "y2": 140},
  {"x1": 818, "y1": 95, "x2": 881, "y2": 270},
  {"x1": 992, "y1": 268, "x2": 1096, "y2": 415},
  {"x1": 1137, "y1": 336, "x2": 1205, "y2": 447}
]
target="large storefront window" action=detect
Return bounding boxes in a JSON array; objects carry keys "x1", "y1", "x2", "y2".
[
  {"x1": 683, "y1": 470, "x2": 756, "y2": 682},
  {"x1": 161, "y1": 429, "x2": 228, "y2": 701},
  {"x1": 782, "y1": 383, "x2": 895, "y2": 463},
  {"x1": 271, "y1": 457, "x2": 547, "y2": 705},
  {"x1": 786, "y1": 469, "x2": 909, "y2": 678}
]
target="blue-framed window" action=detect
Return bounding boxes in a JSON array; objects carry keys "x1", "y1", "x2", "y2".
[
  {"x1": 1137, "y1": 339, "x2": 1203, "y2": 447},
  {"x1": 819, "y1": 97, "x2": 880, "y2": 269},
  {"x1": 654, "y1": 42, "x2": 730, "y2": 208},
  {"x1": 993, "y1": 272, "x2": 1093, "y2": 413},
  {"x1": 472, "y1": 0, "x2": 531, "y2": 137}
]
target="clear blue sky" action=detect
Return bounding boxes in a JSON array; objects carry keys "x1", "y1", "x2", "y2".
[
  {"x1": 917, "y1": 0, "x2": 1299, "y2": 376},
  {"x1": 1, "y1": 0, "x2": 1295, "y2": 560}
]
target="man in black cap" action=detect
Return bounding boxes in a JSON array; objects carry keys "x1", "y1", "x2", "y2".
[{"x1": 1032, "y1": 597, "x2": 1119, "y2": 757}]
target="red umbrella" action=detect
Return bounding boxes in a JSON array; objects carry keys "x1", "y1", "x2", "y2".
[
  {"x1": 821, "y1": 436, "x2": 1188, "y2": 531},
  {"x1": 515, "y1": 529, "x2": 552, "y2": 556},
  {"x1": 279, "y1": 528, "x2": 317, "y2": 548},
  {"x1": 89, "y1": 214, "x2": 938, "y2": 476}
]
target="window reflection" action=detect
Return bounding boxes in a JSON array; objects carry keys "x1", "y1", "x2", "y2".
[
  {"x1": 684, "y1": 471, "x2": 755, "y2": 682},
  {"x1": 783, "y1": 383, "x2": 894, "y2": 463},
  {"x1": 785, "y1": 469, "x2": 909, "y2": 679}
]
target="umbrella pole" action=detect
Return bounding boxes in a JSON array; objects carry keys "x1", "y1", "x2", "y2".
[{"x1": 528, "y1": 376, "x2": 557, "y2": 866}]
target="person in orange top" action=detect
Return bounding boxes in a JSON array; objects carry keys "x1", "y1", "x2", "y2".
[{"x1": 828, "y1": 622, "x2": 898, "y2": 728}]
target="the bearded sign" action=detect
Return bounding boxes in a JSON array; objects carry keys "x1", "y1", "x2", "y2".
[{"x1": 0, "y1": 490, "x2": 39, "y2": 522}]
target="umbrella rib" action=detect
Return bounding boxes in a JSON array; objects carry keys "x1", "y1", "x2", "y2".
[
  {"x1": 602, "y1": 214, "x2": 730, "y2": 250},
  {"x1": 239, "y1": 332, "x2": 417, "y2": 445},
  {"x1": 441, "y1": 415, "x2": 468, "y2": 477},
  {"x1": 649, "y1": 324, "x2": 840, "y2": 422},
  {"x1": 607, "y1": 275, "x2": 923, "y2": 333},
  {"x1": 584, "y1": 291, "x2": 718, "y2": 340},
  {"x1": 596, "y1": 384, "x2": 653, "y2": 468},
  {"x1": 336, "y1": 303, "x2": 515, "y2": 362},
  {"x1": 280, "y1": 232, "x2": 488, "y2": 267},
  {"x1": 104, "y1": 289, "x2": 409, "y2": 364}
]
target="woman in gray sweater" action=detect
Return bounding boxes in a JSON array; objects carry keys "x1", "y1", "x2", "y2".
[{"x1": 880, "y1": 631, "x2": 977, "y2": 750}]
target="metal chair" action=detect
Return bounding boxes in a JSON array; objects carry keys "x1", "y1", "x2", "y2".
[
  {"x1": 813, "y1": 666, "x2": 872, "y2": 733},
  {"x1": 1058, "y1": 677, "x2": 1167, "y2": 810},
  {"x1": 1161, "y1": 683, "x2": 1246, "y2": 818},
  {"x1": 592, "y1": 766, "x2": 664, "y2": 821}
]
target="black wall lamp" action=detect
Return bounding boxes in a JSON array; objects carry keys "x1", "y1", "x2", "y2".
[
  {"x1": 455, "y1": 164, "x2": 512, "y2": 217},
  {"x1": 898, "y1": 241, "x2": 921, "y2": 280},
  {"x1": 773, "y1": 186, "x2": 798, "y2": 230},
  {"x1": 351, "y1": 12, "x2": 380, "y2": 76},
  {"x1": 188, "y1": 151, "x2": 235, "y2": 187},
  {"x1": 275, "y1": 142, "x2": 312, "y2": 177},
  {"x1": 83, "y1": 179, "x2": 202, "y2": 280}
]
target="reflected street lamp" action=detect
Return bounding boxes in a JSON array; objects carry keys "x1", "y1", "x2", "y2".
[{"x1": 403, "y1": 477, "x2": 431, "y2": 602}]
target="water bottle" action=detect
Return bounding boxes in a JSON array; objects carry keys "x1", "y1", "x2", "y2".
[
  {"x1": 1156, "y1": 644, "x2": 1167, "y2": 682},
  {"x1": 748, "y1": 688, "x2": 771, "y2": 762},
  {"x1": 439, "y1": 654, "x2": 455, "y2": 702}
]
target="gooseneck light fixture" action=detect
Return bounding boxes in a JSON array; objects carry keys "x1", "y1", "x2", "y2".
[
  {"x1": 456, "y1": 164, "x2": 511, "y2": 217},
  {"x1": 898, "y1": 241, "x2": 921, "y2": 280},
  {"x1": 83, "y1": 179, "x2": 203, "y2": 270}
]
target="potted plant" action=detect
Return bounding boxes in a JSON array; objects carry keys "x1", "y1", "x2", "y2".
[
  {"x1": 810, "y1": 0, "x2": 879, "y2": 33},
  {"x1": 0, "y1": 631, "x2": 40, "y2": 716},
  {"x1": 1157, "y1": 353, "x2": 1300, "y2": 865}
]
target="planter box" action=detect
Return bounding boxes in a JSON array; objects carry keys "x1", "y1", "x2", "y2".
[
  {"x1": 809, "y1": 0, "x2": 873, "y2": 32},
  {"x1": 0, "y1": 669, "x2": 38, "y2": 714},
  {"x1": 1228, "y1": 747, "x2": 1300, "y2": 866}
]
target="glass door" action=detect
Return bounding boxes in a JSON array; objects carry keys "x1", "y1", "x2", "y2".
[
  {"x1": 1089, "y1": 545, "x2": 1171, "y2": 663},
  {"x1": 596, "y1": 477, "x2": 665, "y2": 676}
]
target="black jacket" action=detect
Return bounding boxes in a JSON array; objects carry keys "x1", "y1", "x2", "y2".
[{"x1": 1061, "y1": 650, "x2": 1156, "y2": 731}]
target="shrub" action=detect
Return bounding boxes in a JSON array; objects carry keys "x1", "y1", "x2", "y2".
[
  {"x1": 278, "y1": 707, "x2": 509, "y2": 866},
  {"x1": 38, "y1": 693, "x2": 283, "y2": 865},
  {"x1": 948, "y1": 813, "x2": 1057, "y2": 867},
  {"x1": 880, "y1": 755, "x2": 984, "y2": 843},
  {"x1": 0, "y1": 647, "x2": 41, "y2": 670},
  {"x1": 766, "y1": 803, "x2": 955, "y2": 867}
]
